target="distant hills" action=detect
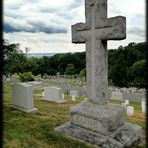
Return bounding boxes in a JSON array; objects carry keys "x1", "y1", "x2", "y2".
[{"x1": 26, "y1": 53, "x2": 57, "y2": 58}]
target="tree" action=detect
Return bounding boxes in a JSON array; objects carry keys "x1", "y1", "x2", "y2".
[
  {"x1": 79, "y1": 68, "x2": 86, "y2": 78},
  {"x1": 3, "y1": 41, "x2": 27, "y2": 77},
  {"x1": 109, "y1": 47, "x2": 128, "y2": 87},
  {"x1": 128, "y1": 59, "x2": 146, "y2": 88},
  {"x1": 65, "y1": 64, "x2": 76, "y2": 75},
  {"x1": 24, "y1": 57, "x2": 39, "y2": 75}
]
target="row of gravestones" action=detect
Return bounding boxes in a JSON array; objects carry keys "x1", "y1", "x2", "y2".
[
  {"x1": 46, "y1": 83, "x2": 146, "y2": 103},
  {"x1": 3, "y1": 74, "x2": 86, "y2": 87},
  {"x1": 11, "y1": 82, "x2": 146, "y2": 115},
  {"x1": 4, "y1": 74, "x2": 145, "y2": 95},
  {"x1": 3, "y1": 74, "x2": 146, "y2": 94},
  {"x1": 11, "y1": 82, "x2": 80, "y2": 113},
  {"x1": 110, "y1": 91, "x2": 146, "y2": 102},
  {"x1": 3, "y1": 74, "x2": 145, "y2": 103},
  {"x1": 109, "y1": 86, "x2": 146, "y2": 94},
  {"x1": 47, "y1": 78, "x2": 86, "y2": 87}
]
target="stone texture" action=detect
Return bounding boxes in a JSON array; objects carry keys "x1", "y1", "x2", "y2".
[
  {"x1": 11, "y1": 83, "x2": 38, "y2": 113},
  {"x1": 55, "y1": 122, "x2": 141, "y2": 148},
  {"x1": 72, "y1": 0, "x2": 126, "y2": 105},
  {"x1": 55, "y1": 0, "x2": 141, "y2": 147},
  {"x1": 43, "y1": 86, "x2": 66, "y2": 103},
  {"x1": 56, "y1": 100, "x2": 141, "y2": 147},
  {"x1": 70, "y1": 101, "x2": 125, "y2": 136}
]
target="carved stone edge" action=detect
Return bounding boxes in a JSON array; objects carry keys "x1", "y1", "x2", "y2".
[{"x1": 54, "y1": 122, "x2": 142, "y2": 148}]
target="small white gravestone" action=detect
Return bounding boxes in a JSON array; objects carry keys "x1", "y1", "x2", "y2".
[
  {"x1": 141, "y1": 99, "x2": 146, "y2": 113},
  {"x1": 42, "y1": 90, "x2": 44, "y2": 97},
  {"x1": 72, "y1": 95, "x2": 76, "y2": 101},
  {"x1": 70, "y1": 90, "x2": 78, "y2": 98},
  {"x1": 43, "y1": 86, "x2": 66, "y2": 103},
  {"x1": 11, "y1": 83, "x2": 38, "y2": 113},
  {"x1": 62, "y1": 93, "x2": 64, "y2": 99},
  {"x1": 125, "y1": 100, "x2": 129, "y2": 105},
  {"x1": 6, "y1": 78, "x2": 10, "y2": 82},
  {"x1": 110, "y1": 92, "x2": 123, "y2": 101},
  {"x1": 126, "y1": 106, "x2": 134, "y2": 116}
]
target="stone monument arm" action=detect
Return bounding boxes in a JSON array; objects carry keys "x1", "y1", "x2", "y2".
[
  {"x1": 72, "y1": 23, "x2": 89, "y2": 43},
  {"x1": 95, "y1": 16, "x2": 126, "y2": 40}
]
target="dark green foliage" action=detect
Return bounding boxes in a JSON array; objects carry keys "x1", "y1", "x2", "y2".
[
  {"x1": 65, "y1": 64, "x2": 76, "y2": 75},
  {"x1": 19, "y1": 72, "x2": 35, "y2": 82},
  {"x1": 79, "y1": 68, "x2": 86, "y2": 78},
  {"x1": 109, "y1": 46, "x2": 128, "y2": 87},
  {"x1": 3, "y1": 48, "x2": 27, "y2": 77},
  {"x1": 3, "y1": 40, "x2": 146, "y2": 88},
  {"x1": 108, "y1": 42, "x2": 146, "y2": 88},
  {"x1": 24, "y1": 57, "x2": 39, "y2": 75},
  {"x1": 128, "y1": 59, "x2": 146, "y2": 88}
]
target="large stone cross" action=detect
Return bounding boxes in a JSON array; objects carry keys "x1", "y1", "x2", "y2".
[{"x1": 72, "y1": 0, "x2": 126, "y2": 105}]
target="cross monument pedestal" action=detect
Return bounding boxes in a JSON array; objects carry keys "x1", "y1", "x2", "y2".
[{"x1": 55, "y1": 0, "x2": 142, "y2": 147}]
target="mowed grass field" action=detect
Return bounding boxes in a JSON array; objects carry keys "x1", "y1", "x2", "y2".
[{"x1": 3, "y1": 82, "x2": 146, "y2": 148}]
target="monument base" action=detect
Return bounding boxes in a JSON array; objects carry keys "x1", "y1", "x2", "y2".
[
  {"x1": 55, "y1": 101, "x2": 142, "y2": 148},
  {"x1": 55, "y1": 122, "x2": 141, "y2": 148},
  {"x1": 11, "y1": 105, "x2": 38, "y2": 113}
]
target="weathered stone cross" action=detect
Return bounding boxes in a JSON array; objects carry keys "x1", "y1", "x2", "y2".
[{"x1": 72, "y1": 0, "x2": 126, "y2": 105}]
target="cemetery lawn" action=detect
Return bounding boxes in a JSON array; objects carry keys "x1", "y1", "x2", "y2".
[{"x1": 3, "y1": 82, "x2": 146, "y2": 148}]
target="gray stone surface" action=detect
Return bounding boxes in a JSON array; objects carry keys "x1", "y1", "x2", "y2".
[
  {"x1": 43, "y1": 86, "x2": 66, "y2": 103},
  {"x1": 70, "y1": 101, "x2": 125, "y2": 136},
  {"x1": 11, "y1": 83, "x2": 38, "y2": 113},
  {"x1": 72, "y1": 0, "x2": 126, "y2": 105},
  {"x1": 55, "y1": 122, "x2": 141, "y2": 148},
  {"x1": 55, "y1": 0, "x2": 141, "y2": 147},
  {"x1": 56, "y1": 100, "x2": 141, "y2": 147}
]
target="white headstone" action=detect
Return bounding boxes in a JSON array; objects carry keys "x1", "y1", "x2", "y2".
[
  {"x1": 110, "y1": 92, "x2": 123, "y2": 101},
  {"x1": 70, "y1": 90, "x2": 78, "y2": 98},
  {"x1": 141, "y1": 99, "x2": 146, "y2": 113},
  {"x1": 72, "y1": 95, "x2": 76, "y2": 101},
  {"x1": 84, "y1": 98, "x2": 87, "y2": 101},
  {"x1": 125, "y1": 100, "x2": 129, "y2": 105},
  {"x1": 6, "y1": 78, "x2": 10, "y2": 82},
  {"x1": 62, "y1": 93, "x2": 64, "y2": 99},
  {"x1": 11, "y1": 83, "x2": 38, "y2": 113},
  {"x1": 43, "y1": 86, "x2": 66, "y2": 103},
  {"x1": 42, "y1": 91, "x2": 44, "y2": 97},
  {"x1": 126, "y1": 106, "x2": 134, "y2": 116}
]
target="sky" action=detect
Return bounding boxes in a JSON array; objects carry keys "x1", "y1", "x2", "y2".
[{"x1": 3, "y1": 0, "x2": 146, "y2": 53}]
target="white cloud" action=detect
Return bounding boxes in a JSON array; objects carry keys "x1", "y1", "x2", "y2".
[{"x1": 3, "y1": 0, "x2": 145, "y2": 53}]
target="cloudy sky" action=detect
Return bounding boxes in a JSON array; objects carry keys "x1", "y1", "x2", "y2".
[{"x1": 3, "y1": 0, "x2": 145, "y2": 53}]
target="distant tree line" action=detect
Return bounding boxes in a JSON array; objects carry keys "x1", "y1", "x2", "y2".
[{"x1": 2, "y1": 39, "x2": 146, "y2": 88}]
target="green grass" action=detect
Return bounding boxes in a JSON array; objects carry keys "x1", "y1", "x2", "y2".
[{"x1": 3, "y1": 82, "x2": 146, "y2": 148}]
